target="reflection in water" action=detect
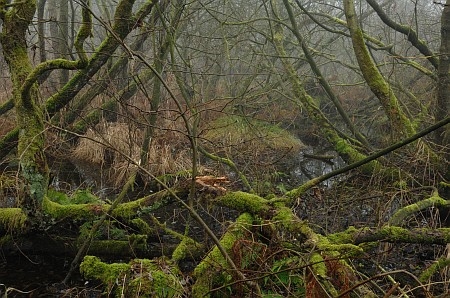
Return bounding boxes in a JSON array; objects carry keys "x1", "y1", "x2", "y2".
[{"x1": 292, "y1": 147, "x2": 345, "y2": 187}]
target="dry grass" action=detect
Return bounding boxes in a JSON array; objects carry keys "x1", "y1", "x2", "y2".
[
  {"x1": 73, "y1": 122, "x2": 141, "y2": 164},
  {"x1": 72, "y1": 120, "x2": 192, "y2": 188},
  {"x1": 72, "y1": 122, "x2": 141, "y2": 187}
]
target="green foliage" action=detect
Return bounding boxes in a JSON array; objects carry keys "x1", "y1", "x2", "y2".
[
  {"x1": 47, "y1": 188, "x2": 100, "y2": 205},
  {"x1": 79, "y1": 220, "x2": 127, "y2": 242},
  {"x1": 47, "y1": 189, "x2": 70, "y2": 204},
  {"x1": 80, "y1": 256, "x2": 183, "y2": 297},
  {"x1": 253, "y1": 171, "x2": 291, "y2": 196},
  {"x1": 71, "y1": 189, "x2": 101, "y2": 204},
  {"x1": 264, "y1": 257, "x2": 305, "y2": 297}
]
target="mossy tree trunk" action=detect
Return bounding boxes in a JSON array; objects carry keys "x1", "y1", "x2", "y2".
[
  {"x1": 0, "y1": 1, "x2": 49, "y2": 213},
  {"x1": 343, "y1": 0, "x2": 416, "y2": 139},
  {"x1": 269, "y1": 1, "x2": 379, "y2": 174},
  {"x1": 281, "y1": 0, "x2": 370, "y2": 149}
]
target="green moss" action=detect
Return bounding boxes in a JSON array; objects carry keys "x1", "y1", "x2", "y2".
[
  {"x1": 42, "y1": 196, "x2": 106, "y2": 220},
  {"x1": 111, "y1": 190, "x2": 176, "y2": 218},
  {"x1": 80, "y1": 256, "x2": 183, "y2": 297},
  {"x1": 129, "y1": 258, "x2": 183, "y2": 297},
  {"x1": 389, "y1": 193, "x2": 447, "y2": 226},
  {"x1": 327, "y1": 226, "x2": 360, "y2": 244},
  {"x1": 215, "y1": 191, "x2": 270, "y2": 214},
  {"x1": 86, "y1": 238, "x2": 147, "y2": 255},
  {"x1": 131, "y1": 218, "x2": 154, "y2": 235},
  {"x1": 172, "y1": 236, "x2": 202, "y2": 262},
  {"x1": 70, "y1": 189, "x2": 101, "y2": 204},
  {"x1": 111, "y1": 198, "x2": 143, "y2": 218},
  {"x1": 317, "y1": 234, "x2": 363, "y2": 256},
  {"x1": 285, "y1": 179, "x2": 318, "y2": 200},
  {"x1": 47, "y1": 189, "x2": 70, "y2": 204},
  {"x1": 80, "y1": 255, "x2": 129, "y2": 287},
  {"x1": 270, "y1": 206, "x2": 363, "y2": 256},
  {"x1": 14, "y1": 70, "x2": 48, "y2": 207},
  {"x1": 192, "y1": 213, "x2": 254, "y2": 297},
  {"x1": 0, "y1": 208, "x2": 27, "y2": 231},
  {"x1": 310, "y1": 253, "x2": 326, "y2": 278},
  {"x1": 419, "y1": 256, "x2": 450, "y2": 282},
  {"x1": 271, "y1": 205, "x2": 293, "y2": 223}
]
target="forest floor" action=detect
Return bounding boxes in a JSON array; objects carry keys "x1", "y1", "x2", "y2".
[{"x1": 1, "y1": 169, "x2": 448, "y2": 297}]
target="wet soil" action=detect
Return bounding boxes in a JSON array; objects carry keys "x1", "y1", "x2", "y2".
[{"x1": 0, "y1": 254, "x2": 102, "y2": 297}]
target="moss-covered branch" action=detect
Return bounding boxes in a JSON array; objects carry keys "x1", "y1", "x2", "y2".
[
  {"x1": 111, "y1": 188, "x2": 182, "y2": 218},
  {"x1": 42, "y1": 197, "x2": 108, "y2": 221},
  {"x1": 270, "y1": 5, "x2": 382, "y2": 177},
  {"x1": 45, "y1": 0, "x2": 156, "y2": 117},
  {"x1": 282, "y1": 0, "x2": 370, "y2": 148},
  {"x1": 80, "y1": 256, "x2": 184, "y2": 297},
  {"x1": 296, "y1": 3, "x2": 436, "y2": 80},
  {"x1": 192, "y1": 213, "x2": 254, "y2": 297},
  {"x1": 214, "y1": 191, "x2": 272, "y2": 215},
  {"x1": 286, "y1": 117, "x2": 450, "y2": 200},
  {"x1": 21, "y1": 0, "x2": 92, "y2": 102},
  {"x1": 343, "y1": 0, "x2": 415, "y2": 138},
  {"x1": 330, "y1": 225, "x2": 450, "y2": 246},
  {"x1": 389, "y1": 191, "x2": 450, "y2": 226},
  {"x1": 0, "y1": 127, "x2": 18, "y2": 160}
]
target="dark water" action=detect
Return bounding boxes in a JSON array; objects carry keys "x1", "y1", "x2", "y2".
[{"x1": 0, "y1": 254, "x2": 100, "y2": 297}]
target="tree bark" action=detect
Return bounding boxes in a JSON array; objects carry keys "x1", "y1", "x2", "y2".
[
  {"x1": 0, "y1": 1, "x2": 49, "y2": 211},
  {"x1": 436, "y1": 0, "x2": 450, "y2": 169},
  {"x1": 343, "y1": 0, "x2": 415, "y2": 139}
]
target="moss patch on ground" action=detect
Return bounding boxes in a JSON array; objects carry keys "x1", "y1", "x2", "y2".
[{"x1": 204, "y1": 115, "x2": 303, "y2": 159}]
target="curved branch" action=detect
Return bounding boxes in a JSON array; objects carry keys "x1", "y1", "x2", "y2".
[
  {"x1": 21, "y1": 0, "x2": 92, "y2": 101},
  {"x1": 366, "y1": 0, "x2": 438, "y2": 69},
  {"x1": 389, "y1": 191, "x2": 450, "y2": 226},
  {"x1": 45, "y1": 0, "x2": 156, "y2": 117},
  {"x1": 352, "y1": 226, "x2": 450, "y2": 245},
  {"x1": 296, "y1": 5, "x2": 436, "y2": 79}
]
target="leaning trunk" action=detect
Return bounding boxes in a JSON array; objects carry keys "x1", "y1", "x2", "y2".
[{"x1": 0, "y1": 1, "x2": 49, "y2": 214}]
